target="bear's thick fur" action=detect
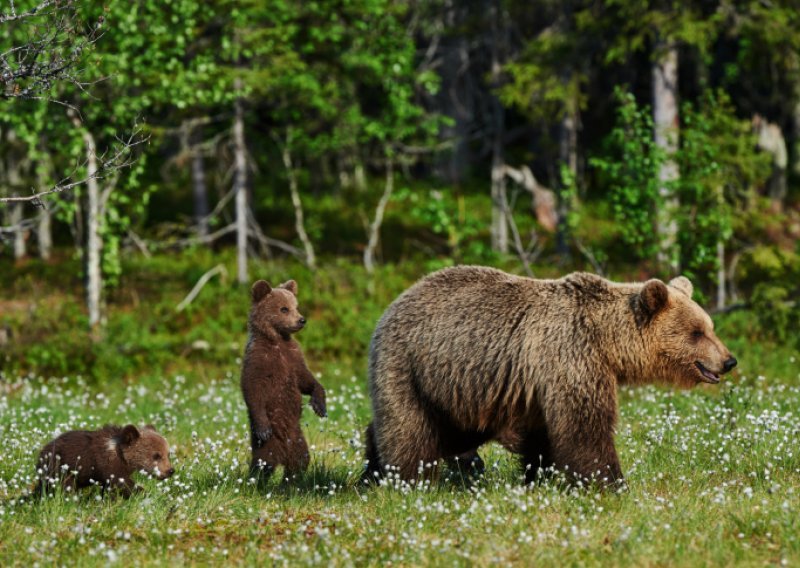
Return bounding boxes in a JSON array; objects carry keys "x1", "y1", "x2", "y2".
[
  {"x1": 364, "y1": 266, "x2": 737, "y2": 484},
  {"x1": 241, "y1": 279, "x2": 326, "y2": 478},
  {"x1": 36, "y1": 424, "x2": 174, "y2": 496}
]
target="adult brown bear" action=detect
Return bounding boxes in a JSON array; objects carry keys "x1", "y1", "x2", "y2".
[{"x1": 364, "y1": 266, "x2": 737, "y2": 485}]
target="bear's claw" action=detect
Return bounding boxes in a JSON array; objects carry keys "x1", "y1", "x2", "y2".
[
  {"x1": 254, "y1": 427, "x2": 272, "y2": 446},
  {"x1": 311, "y1": 398, "x2": 327, "y2": 418}
]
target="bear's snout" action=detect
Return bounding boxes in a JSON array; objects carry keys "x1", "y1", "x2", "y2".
[
  {"x1": 722, "y1": 356, "x2": 737, "y2": 373},
  {"x1": 298, "y1": 317, "x2": 306, "y2": 328}
]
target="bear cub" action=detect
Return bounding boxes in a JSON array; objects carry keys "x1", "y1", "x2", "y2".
[
  {"x1": 36, "y1": 424, "x2": 174, "y2": 496},
  {"x1": 241, "y1": 279, "x2": 326, "y2": 479}
]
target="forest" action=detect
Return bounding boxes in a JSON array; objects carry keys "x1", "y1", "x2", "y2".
[{"x1": 1, "y1": 0, "x2": 800, "y2": 566}]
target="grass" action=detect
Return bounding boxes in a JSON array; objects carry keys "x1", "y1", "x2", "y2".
[{"x1": 1, "y1": 252, "x2": 799, "y2": 566}]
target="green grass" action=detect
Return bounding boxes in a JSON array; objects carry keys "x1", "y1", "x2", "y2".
[{"x1": 1, "y1": 252, "x2": 799, "y2": 566}]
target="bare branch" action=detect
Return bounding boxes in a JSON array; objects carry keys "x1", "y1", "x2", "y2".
[
  {"x1": 1, "y1": 0, "x2": 104, "y2": 101},
  {"x1": 0, "y1": 127, "x2": 148, "y2": 205},
  {"x1": 176, "y1": 264, "x2": 228, "y2": 312}
]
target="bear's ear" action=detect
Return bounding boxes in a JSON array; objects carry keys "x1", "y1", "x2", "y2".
[
  {"x1": 119, "y1": 425, "x2": 140, "y2": 446},
  {"x1": 280, "y1": 279, "x2": 298, "y2": 296},
  {"x1": 639, "y1": 279, "x2": 669, "y2": 319},
  {"x1": 144, "y1": 424, "x2": 156, "y2": 432},
  {"x1": 251, "y1": 280, "x2": 272, "y2": 303},
  {"x1": 668, "y1": 276, "x2": 693, "y2": 298}
]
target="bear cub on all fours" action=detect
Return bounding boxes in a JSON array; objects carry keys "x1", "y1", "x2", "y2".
[
  {"x1": 35, "y1": 424, "x2": 174, "y2": 497},
  {"x1": 241, "y1": 279, "x2": 326, "y2": 479}
]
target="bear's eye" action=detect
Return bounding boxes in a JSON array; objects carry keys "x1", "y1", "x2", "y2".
[
  {"x1": 153, "y1": 453, "x2": 161, "y2": 461},
  {"x1": 692, "y1": 330, "x2": 704, "y2": 339},
  {"x1": 280, "y1": 307, "x2": 289, "y2": 314}
]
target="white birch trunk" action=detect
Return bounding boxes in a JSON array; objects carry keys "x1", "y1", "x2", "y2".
[
  {"x1": 364, "y1": 153, "x2": 394, "y2": 274},
  {"x1": 280, "y1": 137, "x2": 316, "y2": 269},
  {"x1": 191, "y1": 144, "x2": 209, "y2": 239},
  {"x1": 36, "y1": 166, "x2": 52, "y2": 260},
  {"x1": 233, "y1": 78, "x2": 248, "y2": 285},
  {"x1": 37, "y1": 208, "x2": 51, "y2": 261},
  {"x1": 7, "y1": 160, "x2": 26, "y2": 260},
  {"x1": 652, "y1": 41, "x2": 680, "y2": 274},
  {"x1": 716, "y1": 240, "x2": 726, "y2": 310},
  {"x1": 83, "y1": 129, "x2": 102, "y2": 330},
  {"x1": 557, "y1": 109, "x2": 578, "y2": 258},
  {"x1": 10, "y1": 202, "x2": 26, "y2": 259},
  {"x1": 489, "y1": 0, "x2": 508, "y2": 253}
]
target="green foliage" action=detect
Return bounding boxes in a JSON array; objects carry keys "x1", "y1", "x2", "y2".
[
  {"x1": 396, "y1": 186, "x2": 492, "y2": 261},
  {"x1": 750, "y1": 283, "x2": 800, "y2": 346},
  {"x1": 590, "y1": 89, "x2": 664, "y2": 261},
  {"x1": 675, "y1": 91, "x2": 771, "y2": 290},
  {"x1": 592, "y1": 89, "x2": 770, "y2": 291}
]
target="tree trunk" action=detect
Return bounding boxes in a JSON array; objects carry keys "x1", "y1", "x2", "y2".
[
  {"x1": 191, "y1": 129, "x2": 209, "y2": 239},
  {"x1": 793, "y1": 101, "x2": 800, "y2": 179},
  {"x1": 36, "y1": 165, "x2": 52, "y2": 260},
  {"x1": 279, "y1": 135, "x2": 316, "y2": 269},
  {"x1": 37, "y1": 208, "x2": 52, "y2": 261},
  {"x1": 489, "y1": 0, "x2": 508, "y2": 254},
  {"x1": 556, "y1": 108, "x2": 578, "y2": 260},
  {"x1": 437, "y1": 0, "x2": 472, "y2": 185},
  {"x1": 716, "y1": 240, "x2": 726, "y2": 310},
  {"x1": 364, "y1": 152, "x2": 394, "y2": 274},
  {"x1": 10, "y1": 202, "x2": 26, "y2": 260},
  {"x1": 83, "y1": 129, "x2": 102, "y2": 331},
  {"x1": 7, "y1": 159, "x2": 26, "y2": 260},
  {"x1": 652, "y1": 40, "x2": 680, "y2": 274},
  {"x1": 233, "y1": 78, "x2": 248, "y2": 285}
]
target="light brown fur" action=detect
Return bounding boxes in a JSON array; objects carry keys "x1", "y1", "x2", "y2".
[{"x1": 364, "y1": 266, "x2": 736, "y2": 485}]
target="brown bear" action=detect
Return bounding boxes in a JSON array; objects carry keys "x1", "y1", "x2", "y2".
[
  {"x1": 35, "y1": 424, "x2": 174, "y2": 496},
  {"x1": 241, "y1": 279, "x2": 326, "y2": 479},
  {"x1": 364, "y1": 266, "x2": 737, "y2": 485}
]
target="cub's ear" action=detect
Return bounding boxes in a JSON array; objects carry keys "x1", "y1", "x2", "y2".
[
  {"x1": 668, "y1": 276, "x2": 693, "y2": 298},
  {"x1": 120, "y1": 425, "x2": 141, "y2": 446},
  {"x1": 280, "y1": 279, "x2": 298, "y2": 296},
  {"x1": 144, "y1": 424, "x2": 156, "y2": 432},
  {"x1": 251, "y1": 280, "x2": 272, "y2": 303},
  {"x1": 639, "y1": 279, "x2": 669, "y2": 318}
]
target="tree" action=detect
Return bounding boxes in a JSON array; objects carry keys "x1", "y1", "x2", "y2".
[
  {"x1": 597, "y1": 0, "x2": 719, "y2": 273},
  {"x1": 500, "y1": 0, "x2": 595, "y2": 258}
]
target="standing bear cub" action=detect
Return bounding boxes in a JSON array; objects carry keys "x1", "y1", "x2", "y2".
[
  {"x1": 365, "y1": 266, "x2": 737, "y2": 485},
  {"x1": 241, "y1": 279, "x2": 326, "y2": 479},
  {"x1": 36, "y1": 424, "x2": 174, "y2": 496}
]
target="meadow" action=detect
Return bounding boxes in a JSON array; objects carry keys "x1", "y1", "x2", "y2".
[{"x1": 1, "y1": 252, "x2": 799, "y2": 566}]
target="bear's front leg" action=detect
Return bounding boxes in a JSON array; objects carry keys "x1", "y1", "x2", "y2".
[
  {"x1": 298, "y1": 368, "x2": 326, "y2": 418},
  {"x1": 546, "y1": 379, "x2": 624, "y2": 487},
  {"x1": 242, "y1": 379, "x2": 274, "y2": 445}
]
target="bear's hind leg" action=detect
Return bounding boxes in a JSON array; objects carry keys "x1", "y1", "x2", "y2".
[
  {"x1": 250, "y1": 434, "x2": 284, "y2": 480},
  {"x1": 519, "y1": 428, "x2": 553, "y2": 484},
  {"x1": 283, "y1": 426, "x2": 310, "y2": 477},
  {"x1": 376, "y1": 402, "x2": 445, "y2": 481},
  {"x1": 361, "y1": 421, "x2": 383, "y2": 483}
]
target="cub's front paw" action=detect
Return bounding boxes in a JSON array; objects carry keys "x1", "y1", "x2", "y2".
[
  {"x1": 311, "y1": 397, "x2": 327, "y2": 418},
  {"x1": 254, "y1": 426, "x2": 272, "y2": 446}
]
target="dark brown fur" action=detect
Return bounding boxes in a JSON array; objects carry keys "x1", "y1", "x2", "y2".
[
  {"x1": 35, "y1": 424, "x2": 173, "y2": 496},
  {"x1": 241, "y1": 279, "x2": 326, "y2": 478},
  {"x1": 365, "y1": 266, "x2": 737, "y2": 485}
]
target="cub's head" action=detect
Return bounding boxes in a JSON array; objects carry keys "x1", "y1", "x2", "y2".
[
  {"x1": 635, "y1": 276, "x2": 737, "y2": 388},
  {"x1": 249, "y1": 279, "x2": 306, "y2": 337},
  {"x1": 118, "y1": 425, "x2": 174, "y2": 480}
]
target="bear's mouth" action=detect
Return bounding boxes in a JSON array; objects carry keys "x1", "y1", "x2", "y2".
[{"x1": 695, "y1": 361, "x2": 721, "y2": 384}]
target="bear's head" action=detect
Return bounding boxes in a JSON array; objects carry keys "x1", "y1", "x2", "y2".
[
  {"x1": 118, "y1": 424, "x2": 174, "y2": 480},
  {"x1": 249, "y1": 279, "x2": 306, "y2": 339},
  {"x1": 635, "y1": 276, "x2": 737, "y2": 388}
]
